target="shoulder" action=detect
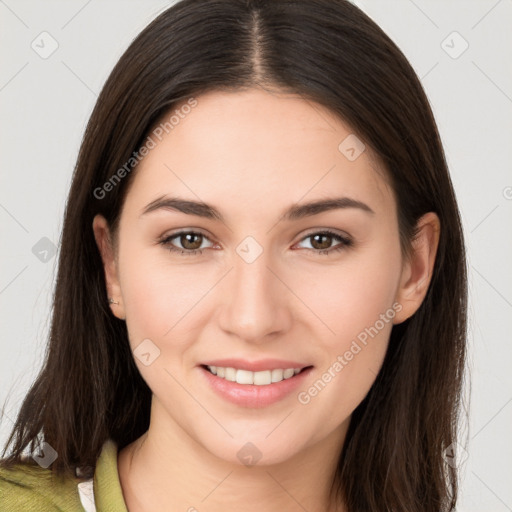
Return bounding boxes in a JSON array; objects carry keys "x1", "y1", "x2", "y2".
[{"x1": 0, "y1": 460, "x2": 83, "y2": 511}]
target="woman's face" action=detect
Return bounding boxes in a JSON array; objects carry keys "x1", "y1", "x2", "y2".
[{"x1": 95, "y1": 88, "x2": 417, "y2": 466}]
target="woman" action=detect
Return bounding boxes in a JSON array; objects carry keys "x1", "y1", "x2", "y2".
[{"x1": 0, "y1": 0, "x2": 467, "y2": 510}]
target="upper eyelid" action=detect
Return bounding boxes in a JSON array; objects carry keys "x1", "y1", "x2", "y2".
[
  {"x1": 299, "y1": 228, "x2": 351, "y2": 240},
  {"x1": 161, "y1": 228, "x2": 213, "y2": 243}
]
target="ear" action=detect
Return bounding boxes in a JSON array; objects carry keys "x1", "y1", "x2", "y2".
[
  {"x1": 393, "y1": 212, "x2": 440, "y2": 324},
  {"x1": 92, "y1": 214, "x2": 126, "y2": 320}
]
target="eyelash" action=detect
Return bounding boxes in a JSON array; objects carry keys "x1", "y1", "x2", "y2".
[{"x1": 159, "y1": 229, "x2": 353, "y2": 256}]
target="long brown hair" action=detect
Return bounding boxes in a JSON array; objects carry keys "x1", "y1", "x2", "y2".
[{"x1": 1, "y1": 1, "x2": 467, "y2": 510}]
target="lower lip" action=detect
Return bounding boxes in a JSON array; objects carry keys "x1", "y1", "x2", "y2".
[{"x1": 198, "y1": 365, "x2": 314, "y2": 408}]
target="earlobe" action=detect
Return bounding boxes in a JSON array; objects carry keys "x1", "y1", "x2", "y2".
[
  {"x1": 92, "y1": 214, "x2": 126, "y2": 320},
  {"x1": 393, "y1": 212, "x2": 440, "y2": 324}
]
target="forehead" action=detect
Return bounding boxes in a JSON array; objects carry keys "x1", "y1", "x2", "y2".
[{"x1": 124, "y1": 88, "x2": 394, "y2": 220}]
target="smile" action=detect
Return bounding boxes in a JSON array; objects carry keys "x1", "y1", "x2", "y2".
[
  {"x1": 199, "y1": 364, "x2": 314, "y2": 408},
  {"x1": 205, "y1": 365, "x2": 304, "y2": 385}
]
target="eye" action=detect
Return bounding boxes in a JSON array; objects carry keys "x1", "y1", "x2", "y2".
[
  {"x1": 159, "y1": 230, "x2": 216, "y2": 256},
  {"x1": 294, "y1": 229, "x2": 353, "y2": 255},
  {"x1": 159, "y1": 229, "x2": 352, "y2": 257}
]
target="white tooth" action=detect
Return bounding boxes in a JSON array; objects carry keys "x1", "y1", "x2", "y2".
[
  {"x1": 283, "y1": 368, "x2": 295, "y2": 379},
  {"x1": 236, "y1": 369, "x2": 254, "y2": 385},
  {"x1": 253, "y1": 370, "x2": 272, "y2": 386},
  {"x1": 271, "y1": 369, "x2": 284, "y2": 383},
  {"x1": 224, "y1": 367, "x2": 237, "y2": 382},
  {"x1": 211, "y1": 366, "x2": 302, "y2": 384}
]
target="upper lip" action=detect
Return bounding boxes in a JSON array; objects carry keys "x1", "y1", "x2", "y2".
[{"x1": 200, "y1": 358, "x2": 312, "y2": 372}]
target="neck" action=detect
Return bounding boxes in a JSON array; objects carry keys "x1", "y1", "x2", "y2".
[{"x1": 118, "y1": 399, "x2": 348, "y2": 512}]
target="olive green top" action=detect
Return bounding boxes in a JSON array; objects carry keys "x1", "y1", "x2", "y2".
[{"x1": 0, "y1": 438, "x2": 128, "y2": 511}]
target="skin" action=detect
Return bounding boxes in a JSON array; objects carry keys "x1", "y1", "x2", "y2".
[{"x1": 93, "y1": 87, "x2": 440, "y2": 512}]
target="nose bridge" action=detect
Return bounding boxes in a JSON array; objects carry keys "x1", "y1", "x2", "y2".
[{"x1": 218, "y1": 239, "x2": 289, "y2": 341}]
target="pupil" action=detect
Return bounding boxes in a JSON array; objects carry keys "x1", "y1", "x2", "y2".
[
  {"x1": 312, "y1": 234, "x2": 331, "y2": 250},
  {"x1": 182, "y1": 233, "x2": 202, "y2": 250}
]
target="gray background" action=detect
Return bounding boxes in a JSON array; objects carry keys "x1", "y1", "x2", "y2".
[{"x1": 1, "y1": 1, "x2": 511, "y2": 510}]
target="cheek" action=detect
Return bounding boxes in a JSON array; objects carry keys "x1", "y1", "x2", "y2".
[
  {"x1": 292, "y1": 241, "x2": 401, "y2": 419},
  {"x1": 117, "y1": 237, "x2": 221, "y2": 355},
  {"x1": 119, "y1": 237, "x2": 205, "y2": 344},
  {"x1": 116, "y1": 243, "x2": 217, "y2": 396},
  {"x1": 293, "y1": 243, "x2": 402, "y2": 345}
]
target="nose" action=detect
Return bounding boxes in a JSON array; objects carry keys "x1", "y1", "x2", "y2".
[{"x1": 217, "y1": 246, "x2": 292, "y2": 343}]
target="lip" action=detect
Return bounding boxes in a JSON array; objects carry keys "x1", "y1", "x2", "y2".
[
  {"x1": 198, "y1": 364, "x2": 314, "y2": 409},
  {"x1": 199, "y1": 358, "x2": 310, "y2": 372}
]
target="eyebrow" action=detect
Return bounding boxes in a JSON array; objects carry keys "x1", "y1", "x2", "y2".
[{"x1": 139, "y1": 195, "x2": 375, "y2": 221}]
